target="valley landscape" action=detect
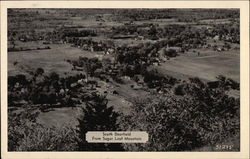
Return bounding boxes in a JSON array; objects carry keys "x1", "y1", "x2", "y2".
[{"x1": 8, "y1": 9, "x2": 240, "y2": 151}]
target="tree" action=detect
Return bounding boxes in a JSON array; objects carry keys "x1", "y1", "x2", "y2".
[
  {"x1": 49, "y1": 72, "x2": 59, "y2": 82},
  {"x1": 35, "y1": 68, "x2": 44, "y2": 76},
  {"x1": 164, "y1": 48, "x2": 177, "y2": 57},
  {"x1": 76, "y1": 94, "x2": 123, "y2": 151},
  {"x1": 9, "y1": 33, "x2": 16, "y2": 49}
]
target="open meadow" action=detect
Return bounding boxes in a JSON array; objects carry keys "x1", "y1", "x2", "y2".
[{"x1": 157, "y1": 50, "x2": 239, "y2": 82}]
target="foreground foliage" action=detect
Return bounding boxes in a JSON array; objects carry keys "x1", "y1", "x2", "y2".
[
  {"x1": 119, "y1": 79, "x2": 240, "y2": 151},
  {"x1": 8, "y1": 109, "x2": 78, "y2": 151},
  {"x1": 8, "y1": 77, "x2": 240, "y2": 151},
  {"x1": 76, "y1": 94, "x2": 123, "y2": 151}
]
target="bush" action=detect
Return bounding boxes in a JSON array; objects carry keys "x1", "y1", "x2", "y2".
[
  {"x1": 174, "y1": 84, "x2": 186, "y2": 96},
  {"x1": 164, "y1": 49, "x2": 177, "y2": 57},
  {"x1": 35, "y1": 68, "x2": 44, "y2": 76}
]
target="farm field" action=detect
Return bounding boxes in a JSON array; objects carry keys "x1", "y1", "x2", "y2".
[
  {"x1": 157, "y1": 51, "x2": 240, "y2": 82},
  {"x1": 8, "y1": 44, "x2": 102, "y2": 77},
  {"x1": 7, "y1": 8, "x2": 240, "y2": 152}
]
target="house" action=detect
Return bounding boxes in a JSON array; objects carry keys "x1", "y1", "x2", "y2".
[
  {"x1": 132, "y1": 84, "x2": 142, "y2": 90},
  {"x1": 70, "y1": 82, "x2": 78, "y2": 88},
  {"x1": 82, "y1": 44, "x2": 89, "y2": 50},
  {"x1": 213, "y1": 35, "x2": 220, "y2": 41},
  {"x1": 106, "y1": 48, "x2": 115, "y2": 54},
  {"x1": 152, "y1": 62, "x2": 159, "y2": 66},
  {"x1": 90, "y1": 46, "x2": 94, "y2": 52},
  {"x1": 77, "y1": 79, "x2": 86, "y2": 85},
  {"x1": 19, "y1": 37, "x2": 27, "y2": 42},
  {"x1": 94, "y1": 54, "x2": 104, "y2": 60},
  {"x1": 134, "y1": 75, "x2": 144, "y2": 85},
  {"x1": 135, "y1": 36, "x2": 144, "y2": 41},
  {"x1": 75, "y1": 66, "x2": 84, "y2": 71},
  {"x1": 217, "y1": 47, "x2": 223, "y2": 52},
  {"x1": 122, "y1": 76, "x2": 131, "y2": 81},
  {"x1": 90, "y1": 44, "x2": 103, "y2": 52}
]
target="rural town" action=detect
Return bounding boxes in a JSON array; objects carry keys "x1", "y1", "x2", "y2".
[{"x1": 8, "y1": 9, "x2": 240, "y2": 151}]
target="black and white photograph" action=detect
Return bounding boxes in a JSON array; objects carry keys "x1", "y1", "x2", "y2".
[{"x1": 4, "y1": 7, "x2": 243, "y2": 152}]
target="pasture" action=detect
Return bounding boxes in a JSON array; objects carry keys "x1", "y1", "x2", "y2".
[
  {"x1": 8, "y1": 43, "x2": 99, "y2": 77},
  {"x1": 157, "y1": 50, "x2": 240, "y2": 82}
]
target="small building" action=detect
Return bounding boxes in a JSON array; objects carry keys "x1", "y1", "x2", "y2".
[
  {"x1": 213, "y1": 35, "x2": 220, "y2": 41},
  {"x1": 106, "y1": 48, "x2": 115, "y2": 54}
]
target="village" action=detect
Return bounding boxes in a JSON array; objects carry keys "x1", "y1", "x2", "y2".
[{"x1": 8, "y1": 9, "x2": 240, "y2": 151}]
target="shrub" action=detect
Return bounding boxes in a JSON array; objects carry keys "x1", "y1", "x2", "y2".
[
  {"x1": 35, "y1": 68, "x2": 44, "y2": 76},
  {"x1": 164, "y1": 49, "x2": 177, "y2": 57},
  {"x1": 174, "y1": 84, "x2": 186, "y2": 96}
]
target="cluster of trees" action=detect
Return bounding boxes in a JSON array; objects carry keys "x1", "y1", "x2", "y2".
[
  {"x1": 115, "y1": 39, "x2": 184, "y2": 66},
  {"x1": 8, "y1": 68, "x2": 103, "y2": 109},
  {"x1": 115, "y1": 9, "x2": 239, "y2": 22},
  {"x1": 209, "y1": 24, "x2": 240, "y2": 44},
  {"x1": 119, "y1": 78, "x2": 240, "y2": 151},
  {"x1": 69, "y1": 56, "x2": 138, "y2": 84},
  {"x1": 68, "y1": 40, "x2": 181, "y2": 89},
  {"x1": 173, "y1": 9, "x2": 239, "y2": 22},
  {"x1": 69, "y1": 55, "x2": 178, "y2": 94},
  {"x1": 59, "y1": 28, "x2": 97, "y2": 38},
  {"x1": 8, "y1": 28, "x2": 97, "y2": 47},
  {"x1": 157, "y1": 25, "x2": 206, "y2": 46},
  {"x1": 68, "y1": 43, "x2": 156, "y2": 77},
  {"x1": 44, "y1": 28, "x2": 97, "y2": 42},
  {"x1": 111, "y1": 25, "x2": 139, "y2": 35},
  {"x1": 115, "y1": 42, "x2": 168, "y2": 66},
  {"x1": 110, "y1": 24, "x2": 208, "y2": 48},
  {"x1": 115, "y1": 9, "x2": 172, "y2": 21},
  {"x1": 64, "y1": 37, "x2": 114, "y2": 52},
  {"x1": 110, "y1": 22, "x2": 239, "y2": 51},
  {"x1": 143, "y1": 69, "x2": 178, "y2": 89},
  {"x1": 70, "y1": 57, "x2": 102, "y2": 78},
  {"x1": 8, "y1": 108, "x2": 78, "y2": 151},
  {"x1": 9, "y1": 75, "x2": 240, "y2": 151}
]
